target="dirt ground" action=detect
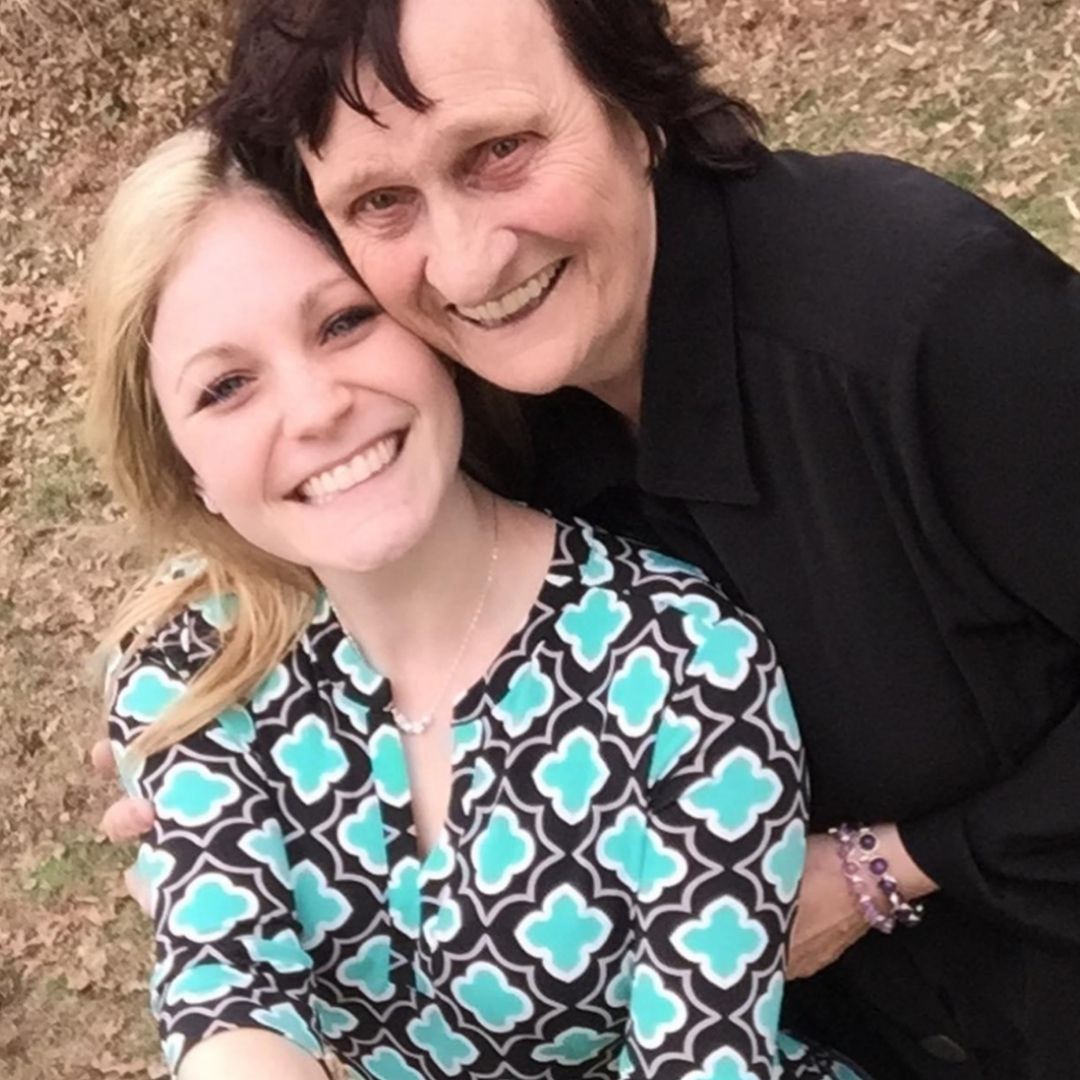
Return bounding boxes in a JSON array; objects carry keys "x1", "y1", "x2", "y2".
[{"x1": 0, "y1": 1, "x2": 1077, "y2": 1077}]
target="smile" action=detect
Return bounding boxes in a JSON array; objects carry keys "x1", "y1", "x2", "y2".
[
  {"x1": 295, "y1": 432, "x2": 404, "y2": 505},
  {"x1": 453, "y1": 258, "x2": 569, "y2": 329}
]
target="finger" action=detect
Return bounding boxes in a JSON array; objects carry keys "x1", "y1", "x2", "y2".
[
  {"x1": 124, "y1": 865, "x2": 153, "y2": 916},
  {"x1": 100, "y1": 797, "x2": 156, "y2": 843},
  {"x1": 90, "y1": 738, "x2": 118, "y2": 777}
]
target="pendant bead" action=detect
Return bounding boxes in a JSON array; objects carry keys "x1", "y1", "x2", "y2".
[{"x1": 388, "y1": 705, "x2": 433, "y2": 736}]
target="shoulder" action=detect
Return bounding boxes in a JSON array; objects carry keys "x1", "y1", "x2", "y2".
[
  {"x1": 730, "y1": 149, "x2": 1009, "y2": 264},
  {"x1": 113, "y1": 562, "x2": 234, "y2": 686},
  {"x1": 108, "y1": 564, "x2": 325, "y2": 737},
  {"x1": 559, "y1": 517, "x2": 776, "y2": 674},
  {"x1": 721, "y1": 149, "x2": 1037, "y2": 371}
]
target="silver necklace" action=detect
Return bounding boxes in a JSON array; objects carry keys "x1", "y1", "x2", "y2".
[{"x1": 386, "y1": 495, "x2": 500, "y2": 736}]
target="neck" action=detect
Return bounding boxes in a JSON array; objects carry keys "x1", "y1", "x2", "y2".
[
  {"x1": 318, "y1": 476, "x2": 494, "y2": 684},
  {"x1": 584, "y1": 350, "x2": 645, "y2": 428}
]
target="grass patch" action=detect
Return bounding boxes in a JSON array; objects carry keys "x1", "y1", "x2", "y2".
[
  {"x1": 937, "y1": 164, "x2": 983, "y2": 194},
  {"x1": 22, "y1": 446, "x2": 110, "y2": 526},
  {"x1": 1010, "y1": 195, "x2": 1074, "y2": 249},
  {"x1": 28, "y1": 835, "x2": 132, "y2": 902},
  {"x1": 911, "y1": 97, "x2": 963, "y2": 132}
]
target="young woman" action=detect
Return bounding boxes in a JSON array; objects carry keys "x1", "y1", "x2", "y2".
[{"x1": 86, "y1": 129, "x2": 865, "y2": 1080}]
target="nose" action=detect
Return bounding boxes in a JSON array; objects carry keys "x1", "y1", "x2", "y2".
[
  {"x1": 422, "y1": 194, "x2": 519, "y2": 309},
  {"x1": 280, "y1": 365, "x2": 352, "y2": 441}
]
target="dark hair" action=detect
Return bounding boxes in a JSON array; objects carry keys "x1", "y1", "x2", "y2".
[
  {"x1": 204, "y1": 0, "x2": 760, "y2": 499},
  {"x1": 206, "y1": 0, "x2": 764, "y2": 215}
]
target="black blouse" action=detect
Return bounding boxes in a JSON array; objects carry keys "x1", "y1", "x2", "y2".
[{"x1": 522, "y1": 149, "x2": 1080, "y2": 1080}]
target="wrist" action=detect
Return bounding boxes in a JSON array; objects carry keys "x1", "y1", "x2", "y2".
[
  {"x1": 874, "y1": 822, "x2": 939, "y2": 901},
  {"x1": 830, "y1": 822, "x2": 933, "y2": 933}
]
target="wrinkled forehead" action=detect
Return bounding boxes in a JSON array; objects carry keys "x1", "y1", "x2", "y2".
[
  {"x1": 395, "y1": 0, "x2": 563, "y2": 90},
  {"x1": 304, "y1": 0, "x2": 590, "y2": 190},
  {"x1": 341, "y1": 0, "x2": 578, "y2": 134}
]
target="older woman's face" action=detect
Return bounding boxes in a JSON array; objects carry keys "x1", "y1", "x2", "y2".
[{"x1": 301, "y1": 0, "x2": 657, "y2": 399}]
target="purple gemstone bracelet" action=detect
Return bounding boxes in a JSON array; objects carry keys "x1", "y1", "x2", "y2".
[{"x1": 830, "y1": 823, "x2": 925, "y2": 934}]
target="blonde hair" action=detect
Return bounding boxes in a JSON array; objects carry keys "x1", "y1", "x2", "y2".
[{"x1": 85, "y1": 129, "x2": 318, "y2": 761}]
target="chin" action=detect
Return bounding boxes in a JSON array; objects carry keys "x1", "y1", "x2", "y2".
[
  {"x1": 472, "y1": 343, "x2": 586, "y2": 397},
  {"x1": 315, "y1": 509, "x2": 436, "y2": 576}
]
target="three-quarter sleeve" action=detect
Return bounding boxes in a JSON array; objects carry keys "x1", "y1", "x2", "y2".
[
  {"x1": 109, "y1": 642, "x2": 325, "y2": 1074},
  {"x1": 615, "y1": 587, "x2": 828, "y2": 1079},
  {"x1": 877, "y1": 220, "x2": 1080, "y2": 944}
]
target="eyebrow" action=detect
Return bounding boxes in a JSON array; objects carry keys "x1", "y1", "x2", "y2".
[
  {"x1": 299, "y1": 274, "x2": 358, "y2": 325},
  {"x1": 174, "y1": 343, "x2": 246, "y2": 393}
]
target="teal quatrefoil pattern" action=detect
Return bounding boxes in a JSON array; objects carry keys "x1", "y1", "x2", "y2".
[
  {"x1": 451, "y1": 961, "x2": 534, "y2": 1032},
  {"x1": 337, "y1": 936, "x2": 396, "y2": 1002},
  {"x1": 271, "y1": 715, "x2": 349, "y2": 805},
  {"x1": 763, "y1": 819, "x2": 807, "y2": 903},
  {"x1": 672, "y1": 896, "x2": 769, "y2": 990},
  {"x1": 155, "y1": 762, "x2": 241, "y2": 827},
  {"x1": 291, "y1": 860, "x2": 351, "y2": 948},
  {"x1": 337, "y1": 795, "x2": 389, "y2": 875},
  {"x1": 555, "y1": 587, "x2": 632, "y2": 671},
  {"x1": 112, "y1": 519, "x2": 855, "y2": 1080},
  {"x1": 470, "y1": 806, "x2": 536, "y2": 894},
  {"x1": 597, "y1": 806, "x2": 687, "y2": 901},
  {"x1": 629, "y1": 964, "x2": 689, "y2": 1049},
  {"x1": 533, "y1": 1026, "x2": 619, "y2": 1065},
  {"x1": 686, "y1": 1047, "x2": 759, "y2": 1080},
  {"x1": 164, "y1": 963, "x2": 252, "y2": 1006},
  {"x1": 534, "y1": 728, "x2": 610, "y2": 824},
  {"x1": 242, "y1": 928, "x2": 312, "y2": 974},
  {"x1": 515, "y1": 884, "x2": 613, "y2": 981},
  {"x1": 406, "y1": 1004, "x2": 479, "y2": 1076},
  {"x1": 167, "y1": 872, "x2": 258, "y2": 943},
  {"x1": 493, "y1": 659, "x2": 555, "y2": 737},
  {"x1": 361, "y1": 1047, "x2": 425, "y2": 1080},
  {"x1": 680, "y1": 747, "x2": 784, "y2": 841},
  {"x1": 115, "y1": 664, "x2": 185, "y2": 723},
  {"x1": 609, "y1": 646, "x2": 670, "y2": 737}
]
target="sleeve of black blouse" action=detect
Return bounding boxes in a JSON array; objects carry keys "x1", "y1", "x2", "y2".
[
  {"x1": 888, "y1": 220, "x2": 1080, "y2": 944},
  {"x1": 109, "y1": 645, "x2": 326, "y2": 1074},
  {"x1": 617, "y1": 590, "x2": 811, "y2": 1079}
]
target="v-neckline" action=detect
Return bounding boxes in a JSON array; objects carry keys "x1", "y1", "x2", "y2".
[
  {"x1": 323, "y1": 516, "x2": 569, "y2": 729},
  {"x1": 322, "y1": 518, "x2": 573, "y2": 997},
  {"x1": 398, "y1": 518, "x2": 569, "y2": 872}
]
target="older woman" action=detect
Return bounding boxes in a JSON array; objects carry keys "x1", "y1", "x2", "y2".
[
  {"x1": 88, "y1": 129, "x2": 870, "y2": 1080},
  {"x1": 97, "y1": 1, "x2": 1080, "y2": 1077}
]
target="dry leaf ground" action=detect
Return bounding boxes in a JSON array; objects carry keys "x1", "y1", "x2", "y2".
[{"x1": 0, "y1": 1, "x2": 1077, "y2": 1077}]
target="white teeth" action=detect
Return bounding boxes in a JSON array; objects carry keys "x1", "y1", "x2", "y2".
[
  {"x1": 298, "y1": 434, "x2": 400, "y2": 503},
  {"x1": 456, "y1": 261, "x2": 562, "y2": 325}
]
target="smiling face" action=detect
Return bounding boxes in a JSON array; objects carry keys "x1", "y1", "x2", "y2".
[
  {"x1": 300, "y1": 0, "x2": 657, "y2": 400},
  {"x1": 148, "y1": 188, "x2": 464, "y2": 577}
]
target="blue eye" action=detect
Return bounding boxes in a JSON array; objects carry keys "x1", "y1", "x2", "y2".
[
  {"x1": 196, "y1": 373, "x2": 250, "y2": 411},
  {"x1": 321, "y1": 305, "x2": 376, "y2": 343}
]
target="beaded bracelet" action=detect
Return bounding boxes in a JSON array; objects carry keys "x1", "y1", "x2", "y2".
[
  {"x1": 830, "y1": 824, "x2": 895, "y2": 933},
  {"x1": 830, "y1": 823, "x2": 925, "y2": 933}
]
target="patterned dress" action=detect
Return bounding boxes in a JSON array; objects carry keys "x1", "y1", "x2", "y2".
[{"x1": 109, "y1": 519, "x2": 866, "y2": 1080}]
